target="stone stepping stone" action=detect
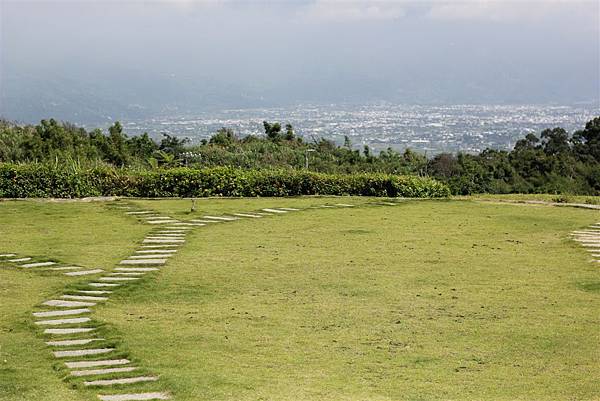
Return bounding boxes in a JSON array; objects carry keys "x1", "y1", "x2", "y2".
[
  {"x1": 0, "y1": 253, "x2": 16, "y2": 257},
  {"x1": 8, "y1": 257, "x2": 32, "y2": 262},
  {"x1": 318, "y1": 205, "x2": 335, "y2": 208},
  {"x1": 144, "y1": 216, "x2": 173, "y2": 220},
  {"x1": 255, "y1": 212, "x2": 273, "y2": 216},
  {"x1": 89, "y1": 282, "x2": 121, "y2": 287},
  {"x1": 136, "y1": 249, "x2": 177, "y2": 254},
  {"x1": 45, "y1": 327, "x2": 95, "y2": 335},
  {"x1": 47, "y1": 338, "x2": 103, "y2": 347},
  {"x1": 71, "y1": 366, "x2": 137, "y2": 377},
  {"x1": 170, "y1": 222, "x2": 204, "y2": 226},
  {"x1": 62, "y1": 295, "x2": 108, "y2": 301},
  {"x1": 49, "y1": 266, "x2": 85, "y2": 271},
  {"x1": 98, "y1": 392, "x2": 170, "y2": 401},
  {"x1": 203, "y1": 215, "x2": 239, "y2": 221},
  {"x1": 145, "y1": 236, "x2": 185, "y2": 240},
  {"x1": 36, "y1": 317, "x2": 91, "y2": 326},
  {"x1": 64, "y1": 269, "x2": 104, "y2": 276},
  {"x1": 109, "y1": 272, "x2": 145, "y2": 276},
  {"x1": 33, "y1": 308, "x2": 90, "y2": 318},
  {"x1": 120, "y1": 259, "x2": 166, "y2": 265},
  {"x1": 54, "y1": 348, "x2": 114, "y2": 358},
  {"x1": 335, "y1": 203, "x2": 355, "y2": 207},
  {"x1": 77, "y1": 290, "x2": 112, "y2": 295},
  {"x1": 143, "y1": 239, "x2": 184, "y2": 244},
  {"x1": 125, "y1": 211, "x2": 153, "y2": 215},
  {"x1": 278, "y1": 207, "x2": 300, "y2": 211},
  {"x1": 116, "y1": 267, "x2": 159, "y2": 272},
  {"x1": 84, "y1": 376, "x2": 158, "y2": 387},
  {"x1": 149, "y1": 233, "x2": 185, "y2": 237},
  {"x1": 189, "y1": 219, "x2": 218, "y2": 223},
  {"x1": 65, "y1": 359, "x2": 130, "y2": 369},
  {"x1": 141, "y1": 244, "x2": 181, "y2": 248},
  {"x1": 378, "y1": 202, "x2": 398, "y2": 206},
  {"x1": 147, "y1": 220, "x2": 179, "y2": 225},
  {"x1": 44, "y1": 299, "x2": 96, "y2": 307},
  {"x1": 232, "y1": 213, "x2": 262, "y2": 218},
  {"x1": 99, "y1": 277, "x2": 140, "y2": 281},
  {"x1": 261, "y1": 208, "x2": 287, "y2": 213},
  {"x1": 20, "y1": 261, "x2": 56, "y2": 268},
  {"x1": 128, "y1": 254, "x2": 173, "y2": 259}
]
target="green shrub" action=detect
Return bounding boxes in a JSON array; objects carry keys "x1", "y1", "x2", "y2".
[{"x1": 0, "y1": 163, "x2": 450, "y2": 199}]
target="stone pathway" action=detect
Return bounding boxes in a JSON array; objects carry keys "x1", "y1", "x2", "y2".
[
  {"x1": 3, "y1": 201, "x2": 366, "y2": 400},
  {"x1": 570, "y1": 223, "x2": 600, "y2": 264}
]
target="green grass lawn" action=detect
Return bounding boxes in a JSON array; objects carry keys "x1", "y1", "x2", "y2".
[{"x1": 1, "y1": 198, "x2": 599, "y2": 400}]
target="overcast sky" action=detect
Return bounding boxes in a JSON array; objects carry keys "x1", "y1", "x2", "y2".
[{"x1": 1, "y1": 0, "x2": 598, "y2": 122}]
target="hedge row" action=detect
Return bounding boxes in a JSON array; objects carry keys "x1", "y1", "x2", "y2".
[{"x1": 0, "y1": 164, "x2": 450, "y2": 198}]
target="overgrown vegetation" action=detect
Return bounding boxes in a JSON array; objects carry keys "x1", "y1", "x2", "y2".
[{"x1": 1, "y1": 117, "x2": 599, "y2": 195}]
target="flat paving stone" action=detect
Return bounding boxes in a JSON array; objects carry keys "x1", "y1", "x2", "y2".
[
  {"x1": 33, "y1": 308, "x2": 90, "y2": 318},
  {"x1": 115, "y1": 267, "x2": 159, "y2": 272},
  {"x1": 335, "y1": 203, "x2": 355, "y2": 207},
  {"x1": 145, "y1": 236, "x2": 185, "y2": 240},
  {"x1": 9, "y1": 257, "x2": 32, "y2": 262},
  {"x1": 128, "y1": 254, "x2": 173, "y2": 259},
  {"x1": 44, "y1": 299, "x2": 96, "y2": 307},
  {"x1": 0, "y1": 253, "x2": 16, "y2": 257},
  {"x1": 232, "y1": 213, "x2": 262, "y2": 218},
  {"x1": 144, "y1": 216, "x2": 173, "y2": 220},
  {"x1": 203, "y1": 215, "x2": 239, "y2": 221},
  {"x1": 170, "y1": 222, "x2": 204, "y2": 226},
  {"x1": 147, "y1": 220, "x2": 179, "y2": 224},
  {"x1": 99, "y1": 276, "x2": 140, "y2": 281},
  {"x1": 49, "y1": 266, "x2": 85, "y2": 271},
  {"x1": 149, "y1": 233, "x2": 185, "y2": 237},
  {"x1": 143, "y1": 239, "x2": 184, "y2": 243},
  {"x1": 125, "y1": 211, "x2": 153, "y2": 215},
  {"x1": 136, "y1": 249, "x2": 177, "y2": 254},
  {"x1": 62, "y1": 295, "x2": 108, "y2": 301},
  {"x1": 35, "y1": 317, "x2": 91, "y2": 326},
  {"x1": 47, "y1": 338, "x2": 103, "y2": 347},
  {"x1": 98, "y1": 392, "x2": 170, "y2": 401},
  {"x1": 21, "y1": 261, "x2": 56, "y2": 268},
  {"x1": 71, "y1": 366, "x2": 137, "y2": 377},
  {"x1": 89, "y1": 282, "x2": 121, "y2": 287},
  {"x1": 64, "y1": 269, "x2": 104, "y2": 276},
  {"x1": 77, "y1": 290, "x2": 112, "y2": 294},
  {"x1": 109, "y1": 272, "x2": 145, "y2": 276},
  {"x1": 189, "y1": 219, "x2": 218, "y2": 223},
  {"x1": 84, "y1": 376, "x2": 158, "y2": 386},
  {"x1": 45, "y1": 327, "x2": 95, "y2": 334},
  {"x1": 65, "y1": 359, "x2": 130, "y2": 369},
  {"x1": 54, "y1": 348, "x2": 114, "y2": 358},
  {"x1": 140, "y1": 244, "x2": 181, "y2": 248},
  {"x1": 120, "y1": 259, "x2": 166, "y2": 265},
  {"x1": 278, "y1": 207, "x2": 300, "y2": 211},
  {"x1": 261, "y1": 208, "x2": 287, "y2": 213}
]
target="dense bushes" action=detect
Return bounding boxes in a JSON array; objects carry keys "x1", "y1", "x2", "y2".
[{"x1": 0, "y1": 164, "x2": 450, "y2": 198}]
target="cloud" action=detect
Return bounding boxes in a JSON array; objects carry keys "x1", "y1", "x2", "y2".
[
  {"x1": 426, "y1": 0, "x2": 596, "y2": 23},
  {"x1": 302, "y1": 0, "x2": 406, "y2": 22}
]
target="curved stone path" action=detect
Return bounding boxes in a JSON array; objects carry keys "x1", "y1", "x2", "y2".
[
  {"x1": 1, "y1": 200, "x2": 386, "y2": 401},
  {"x1": 570, "y1": 223, "x2": 600, "y2": 262}
]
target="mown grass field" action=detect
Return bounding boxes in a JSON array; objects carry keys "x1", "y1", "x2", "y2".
[{"x1": 1, "y1": 197, "x2": 599, "y2": 401}]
